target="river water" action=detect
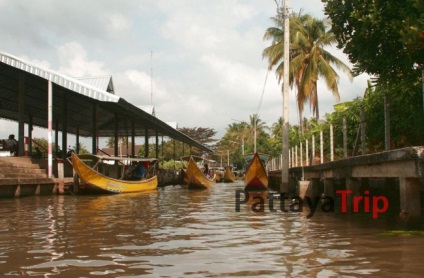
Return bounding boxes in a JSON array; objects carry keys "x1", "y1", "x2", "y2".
[{"x1": 0, "y1": 181, "x2": 423, "y2": 277}]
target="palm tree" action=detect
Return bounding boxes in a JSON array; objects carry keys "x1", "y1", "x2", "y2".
[
  {"x1": 263, "y1": 12, "x2": 352, "y2": 124},
  {"x1": 248, "y1": 114, "x2": 268, "y2": 152}
]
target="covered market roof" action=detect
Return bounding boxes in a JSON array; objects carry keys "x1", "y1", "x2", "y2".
[{"x1": 0, "y1": 51, "x2": 212, "y2": 153}]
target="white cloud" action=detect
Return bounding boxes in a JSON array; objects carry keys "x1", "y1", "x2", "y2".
[
  {"x1": 57, "y1": 42, "x2": 109, "y2": 77},
  {"x1": 0, "y1": 0, "x2": 368, "y2": 143}
]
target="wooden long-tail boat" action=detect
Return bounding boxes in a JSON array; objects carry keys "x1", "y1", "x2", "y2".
[
  {"x1": 70, "y1": 153, "x2": 158, "y2": 194},
  {"x1": 223, "y1": 166, "x2": 236, "y2": 183},
  {"x1": 181, "y1": 155, "x2": 216, "y2": 189},
  {"x1": 244, "y1": 152, "x2": 269, "y2": 191}
]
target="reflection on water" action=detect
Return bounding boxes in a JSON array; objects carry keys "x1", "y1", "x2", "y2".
[{"x1": 0, "y1": 182, "x2": 423, "y2": 277}]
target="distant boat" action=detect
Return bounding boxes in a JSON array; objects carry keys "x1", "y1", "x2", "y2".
[
  {"x1": 244, "y1": 152, "x2": 269, "y2": 190},
  {"x1": 223, "y1": 166, "x2": 236, "y2": 183},
  {"x1": 70, "y1": 153, "x2": 158, "y2": 194},
  {"x1": 212, "y1": 166, "x2": 225, "y2": 183},
  {"x1": 181, "y1": 155, "x2": 216, "y2": 189}
]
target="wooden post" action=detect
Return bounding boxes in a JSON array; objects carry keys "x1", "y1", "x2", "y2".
[
  {"x1": 324, "y1": 179, "x2": 334, "y2": 198},
  {"x1": 399, "y1": 177, "x2": 421, "y2": 228},
  {"x1": 346, "y1": 177, "x2": 360, "y2": 212},
  {"x1": 57, "y1": 160, "x2": 64, "y2": 194}
]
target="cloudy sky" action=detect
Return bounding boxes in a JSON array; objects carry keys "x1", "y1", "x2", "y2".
[{"x1": 0, "y1": 0, "x2": 369, "y2": 146}]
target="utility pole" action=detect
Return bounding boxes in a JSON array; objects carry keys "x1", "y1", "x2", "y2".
[
  {"x1": 280, "y1": 0, "x2": 290, "y2": 193},
  {"x1": 150, "y1": 49, "x2": 153, "y2": 106}
]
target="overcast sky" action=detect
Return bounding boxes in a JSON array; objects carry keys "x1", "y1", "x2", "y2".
[{"x1": 0, "y1": 0, "x2": 369, "y2": 147}]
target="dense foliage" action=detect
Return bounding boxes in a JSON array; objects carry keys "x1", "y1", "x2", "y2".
[{"x1": 322, "y1": 0, "x2": 424, "y2": 80}]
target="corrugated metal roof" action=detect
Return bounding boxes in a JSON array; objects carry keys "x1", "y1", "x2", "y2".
[
  {"x1": 166, "y1": 122, "x2": 178, "y2": 129},
  {"x1": 0, "y1": 51, "x2": 119, "y2": 103},
  {"x1": 0, "y1": 50, "x2": 213, "y2": 153},
  {"x1": 138, "y1": 105, "x2": 155, "y2": 116},
  {"x1": 75, "y1": 75, "x2": 115, "y2": 94}
]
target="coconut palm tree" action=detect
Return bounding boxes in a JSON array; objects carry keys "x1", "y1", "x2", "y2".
[{"x1": 263, "y1": 12, "x2": 352, "y2": 124}]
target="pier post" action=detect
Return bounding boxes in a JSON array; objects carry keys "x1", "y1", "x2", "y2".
[
  {"x1": 346, "y1": 178, "x2": 360, "y2": 212},
  {"x1": 399, "y1": 177, "x2": 421, "y2": 228},
  {"x1": 298, "y1": 180, "x2": 311, "y2": 199},
  {"x1": 57, "y1": 160, "x2": 64, "y2": 194},
  {"x1": 299, "y1": 178, "x2": 320, "y2": 199},
  {"x1": 324, "y1": 179, "x2": 334, "y2": 198}
]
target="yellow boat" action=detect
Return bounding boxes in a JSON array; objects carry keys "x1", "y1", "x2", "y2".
[
  {"x1": 223, "y1": 166, "x2": 235, "y2": 183},
  {"x1": 244, "y1": 152, "x2": 269, "y2": 191},
  {"x1": 70, "y1": 153, "x2": 158, "y2": 194},
  {"x1": 182, "y1": 155, "x2": 216, "y2": 189}
]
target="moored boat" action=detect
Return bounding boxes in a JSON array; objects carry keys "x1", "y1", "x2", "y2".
[
  {"x1": 181, "y1": 155, "x2": 216, "y2": 189},
  {"x1": 223, "y1": 166, "x2": 236, "y2": 183},
  {"x1": 244, "y1": 152, "x2": 269, "y2": 190},
  {"x1": 70, "y1": 153, "x2": 158, "y2": 194}
]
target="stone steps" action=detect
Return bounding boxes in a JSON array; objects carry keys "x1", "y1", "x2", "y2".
[{"x1": 0, "y1": 157, "x2": 49, "y2": 183}]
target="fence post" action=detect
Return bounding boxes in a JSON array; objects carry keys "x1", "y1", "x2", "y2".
[
  {"x1": 300, "y1": 142, "x2": 303, "y2": 167},
  {"x1": 288, "y1": 150, "x2": 291, "y2": 168},
  {"x1": 306, "y1": 139, "x2": 309, "y2": 166},
  {"x1": 295, "y1": 145, "x2": 298, "y2": 167}
]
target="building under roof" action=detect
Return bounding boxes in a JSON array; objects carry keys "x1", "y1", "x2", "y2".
[{"x1": 0, "y1": 51, "x2": 212, "y2": 158}]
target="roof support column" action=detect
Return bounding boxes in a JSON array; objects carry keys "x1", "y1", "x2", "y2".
[
  {"x1": 76, "y1": 128, "x2": 80, "y2": 154},
  {"x1": 61, "y1": 94, "x2": 67, "y2": 159},
  {"x1": 144, "y1": 128, "x2": 149, "y2": 158},
  {"x1": 155, "y1": 131, "x2": 159, "y2": 158},
  {"x1": 173, "y1": 139, "x2": 176, "y2": 161},
  {"x1": 131, "y1": 120, "x2": 135, "y2": 157},
  {"x1": 114, "y1": 113, "x2": 119, "y2": 157},
  {"x1": 28, "y1": 115, "x2": 33, "y2": 155},
  {"x1": 55, "y1": 122, "x2": 59, "y2": 156},
  {"x1": 18, "y1": 72, "x2": 25, "y2": 156},
  {"x1": 47, "y1": 80, "x2": 53, "y2": 178},
  {"x1": 161, "y1": 136, "x2": 164, "y2": 160},
  {"x1": 91, "y1": 103, "x2": 98, "y2": 154}
]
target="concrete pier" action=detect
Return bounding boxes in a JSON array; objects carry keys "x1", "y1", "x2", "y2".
[{"x1": 269, "y1": 147, "x2": 424, "y2": 228}]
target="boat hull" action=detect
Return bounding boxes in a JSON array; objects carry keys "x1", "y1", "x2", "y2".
[
  {"x1": 71, "y1": 153, "x2": 158, "y2": 194},
  {"x1": 223, "y1": 168, "x2": 235, "y2": 183},
  {"x1": 186, "y1": 157, "x2": 215, "y2": 189},
  {"x1": 244, "y1": 153, "x2": 268, "y2": 190}
]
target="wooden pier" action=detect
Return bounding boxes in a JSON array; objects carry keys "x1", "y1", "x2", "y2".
[
  {"x1": 268, "y1": 146, "x2": 424, "y2": 228},
  {"x1": 0, "y1": 156, "x2": 181, "y2": 198}
]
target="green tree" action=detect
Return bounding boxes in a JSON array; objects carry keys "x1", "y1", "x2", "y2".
[
  {"x1": 263, "y1": 12, "x2": 352, "y2": 123},
  {"x1": 106, "y1": 137, "x2": 129, "y2": 148},
  {"x1": 322, "y1": 0, "x2": 424, "y2": 80}
]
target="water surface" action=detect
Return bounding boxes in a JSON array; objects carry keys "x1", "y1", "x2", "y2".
[{"x1": 0, "y1": 181, "x2": 423, "y2": 277}]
